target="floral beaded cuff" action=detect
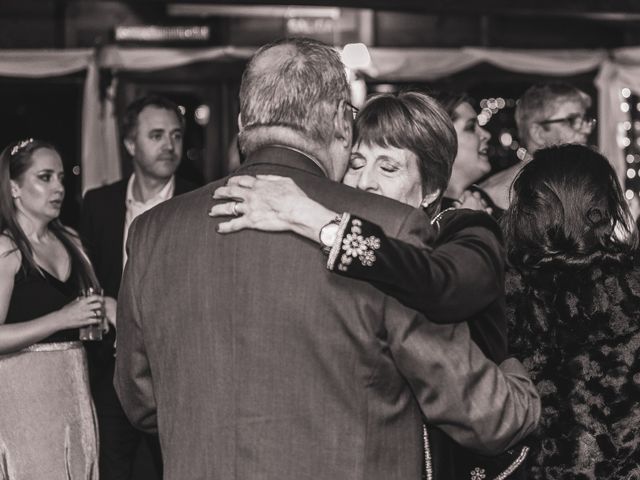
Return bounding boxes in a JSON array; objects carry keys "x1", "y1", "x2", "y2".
[{"x1": 326, "y1": 215, "x2": 382, "y2": 272}]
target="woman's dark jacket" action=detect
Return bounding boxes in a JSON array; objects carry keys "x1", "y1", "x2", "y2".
[{"x1": 326, "y1": 208, "x2": 528, "y2": 479}]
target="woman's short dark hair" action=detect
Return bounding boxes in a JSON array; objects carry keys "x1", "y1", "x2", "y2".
[
  {"x1": 0, "y1": 139, "x2": 98, "y2": 288},
  {"x1": 354, "y1": 91, "x2": 457, "y2": 217},
  {"x1": 503, "y1": 144, "x2": 637, "y2": 269}
]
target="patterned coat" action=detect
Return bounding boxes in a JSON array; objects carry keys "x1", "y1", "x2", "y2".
[{"x1": 506, "y1": 257, "x2": 640, "y2": 479}]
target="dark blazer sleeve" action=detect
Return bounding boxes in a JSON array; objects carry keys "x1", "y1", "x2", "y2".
[
  {"x1": 327, "y1": 209, "x2": 504, "y2": 324},
  {"x1": 114, "y1": 216, "x2": 158, "y2": 434},
  {"x1": 377, "y1": 208, "x2": 539, "y2": 454}
]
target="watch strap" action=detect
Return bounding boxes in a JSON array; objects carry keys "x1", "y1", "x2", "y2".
[{"x1": 325, "y1": 213, "x2": 351, "y2": 266}]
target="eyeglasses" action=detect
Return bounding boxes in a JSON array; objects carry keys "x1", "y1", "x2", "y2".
[
  {"x1": 346, "y1": 101, "x2": 359, "y2": 120},
  {"x1": 538, "y1": 113, "x2": 596, "y2": 131}
]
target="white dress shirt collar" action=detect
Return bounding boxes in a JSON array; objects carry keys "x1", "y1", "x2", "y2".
[{"x1": 123, "y1": 174, "x2": 176, "y2": 268}]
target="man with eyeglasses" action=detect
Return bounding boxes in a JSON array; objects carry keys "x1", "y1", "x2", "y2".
[{"x1": 479, "y1": 82, "x2": 594, "y2": 213}]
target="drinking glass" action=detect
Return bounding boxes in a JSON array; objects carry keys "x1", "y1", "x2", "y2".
[{"x1": 79, "y1": 286, "x2": 105, "y2": 341}]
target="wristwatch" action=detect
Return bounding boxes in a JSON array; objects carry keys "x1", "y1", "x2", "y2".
[{"x1": 319, "y1": 214, "x2": 343, "y2": 254}]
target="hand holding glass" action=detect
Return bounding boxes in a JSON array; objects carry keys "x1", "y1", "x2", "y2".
[{"x1": 78, "y1": 287, "x2": 105, "y2": 341}]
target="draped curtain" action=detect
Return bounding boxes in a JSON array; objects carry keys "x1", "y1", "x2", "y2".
[
  {"x1": 0, "y1": 49, "x2": 92, "y2": 76},
  {"x1": 0, "y1": 46, "x2": 636, "y2": 191},
  {"x1": 364, "y1": 48, "x2": 605, "y2": 80}
]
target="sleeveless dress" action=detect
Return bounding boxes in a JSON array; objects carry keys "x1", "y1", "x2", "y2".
[{"x1": 0, "y1": 254, "x2": 99, "y2": 480}]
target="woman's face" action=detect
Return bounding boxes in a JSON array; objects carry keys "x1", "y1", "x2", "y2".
[
  {"x1": 451, "y1": 102, "x2": 491, "y2": 184},
  {"x1": 342, "y1": 142, "x2": 424, "y2": 208},
  {"x1": 11, "y1": 147, "x2": 65, "y2": 222}
]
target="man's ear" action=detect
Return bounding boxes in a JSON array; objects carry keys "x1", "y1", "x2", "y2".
[
  {"x1": 334, "y1": 99, "x2": 353, "y2": 149},
  {"x1": 237, "y1": 113, "x2": 244, "y2": 132},
  {"x1": 421, "y1": 189, "x2": 441, "y2": 209},
  {"x1": 529, "y1": 123, "x2": 547, "y2": 151},
  {"x1": 124, "y1": 137, "x2": 135, "y2": 157}
]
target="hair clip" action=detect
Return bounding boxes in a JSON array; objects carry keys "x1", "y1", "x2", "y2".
[
  {"x1": 587, "y1": 207, "x2": 603, "y2": 224},
  {"x1": 10, "y1": 138, "x2": 34, "y2": 156}
]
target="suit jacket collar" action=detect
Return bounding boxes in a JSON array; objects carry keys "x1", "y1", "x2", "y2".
[
  {"x1": 119, "y1": 174, "x2": 193, "y2": 203},
  {"x1": 126, "y1": 174, "x2": 175, "y2": 208},
  {"x1": 239, "y1": 145, "x2": 328, "y2": 178}
]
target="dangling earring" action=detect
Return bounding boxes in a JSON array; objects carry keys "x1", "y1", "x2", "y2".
[
  {"x1": 420, "y1": 196, "x2": 433, "y2": 209},
  {"x1": 420, "y1": 190, "x2": 441, "y2": 210}
]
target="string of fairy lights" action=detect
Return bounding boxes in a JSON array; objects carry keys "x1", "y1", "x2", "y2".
[
  {"x1": 477, "y1": 96, "x2": 527, "y2": 169},
  {"x1": 619, "y1": 87, "x2": 640, "y2": 200}
]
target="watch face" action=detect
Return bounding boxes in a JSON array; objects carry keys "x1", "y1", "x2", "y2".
[{"x1": 320, "y1": 222, "x2": 340, "y2": 247}]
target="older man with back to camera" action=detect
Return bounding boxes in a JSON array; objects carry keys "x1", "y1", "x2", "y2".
[{"x1": 114, "y1": 38, "x2": 540, "y2": 480}]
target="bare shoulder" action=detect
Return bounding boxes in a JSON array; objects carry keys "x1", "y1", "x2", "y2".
[
  {"x1": 480, "y1": 164, "x2": 522, "y2": 190},
  {"x1": 478, "y1": 164, "x2": 524, "y2": 209},
  {"x1": 0, "y1": 233, "x2": 21, "y2": 275}
]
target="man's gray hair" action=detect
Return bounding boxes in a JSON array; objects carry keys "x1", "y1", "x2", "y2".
[
  {"x1": 515, "y1": 82, "x2": 591, "y2": 148},
  {"x1": 238, "y1": 37, "x2": 350, "y2": 154}
]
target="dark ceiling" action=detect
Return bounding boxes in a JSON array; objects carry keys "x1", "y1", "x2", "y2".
[
  {"x1": 80, "y1": 0, "x2": 640, "y2": 17},
  {"x1": 4, "y1": 0, "x2": 640, "y2": 49}
]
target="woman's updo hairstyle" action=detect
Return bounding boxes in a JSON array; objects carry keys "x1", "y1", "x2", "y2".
[{"x1": 503, "y1": 144, "x2": 637, "y2": 269}]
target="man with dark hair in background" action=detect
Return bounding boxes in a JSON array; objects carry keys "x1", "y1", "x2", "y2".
[
  {"x1": 114, "y1": 38, "x2": 539, "y2": 480},
  {"x1": 81, "y1": 94, "x2": 196, "y2": 480},
  {"x1": 479, "y1": 82, "x2": 594, "y2": 214}
]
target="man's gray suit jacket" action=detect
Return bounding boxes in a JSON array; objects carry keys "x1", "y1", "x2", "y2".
[{"x1": 115, "y1": 146, "x2": 539, "y2": 480}]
